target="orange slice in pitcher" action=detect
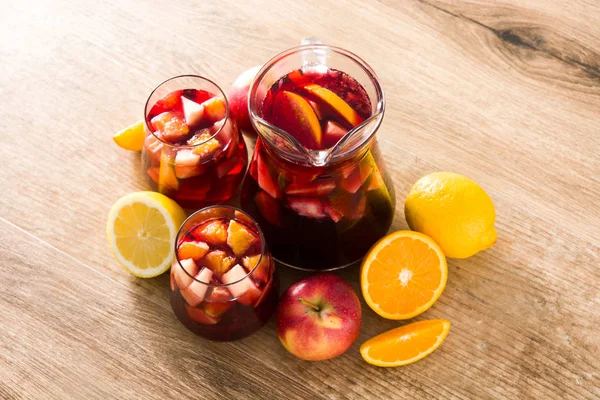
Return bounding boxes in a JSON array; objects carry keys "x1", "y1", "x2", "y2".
[
  {"x1": 361, "y1": 231, "x2": 447, "y2": 320},
  {"x1": 301, "y1": 83, "x2": 363, "y2": 127}
]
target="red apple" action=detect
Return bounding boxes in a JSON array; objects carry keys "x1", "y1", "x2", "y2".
[
  {"x1": 276, "y1": 273, "x2": 362, "y2": 361},
  {"x1": 228, "y1": 65, "x2": 261, "y2": 132}
]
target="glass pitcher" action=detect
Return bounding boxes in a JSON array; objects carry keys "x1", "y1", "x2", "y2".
[{"x1": 240, "y1": 44, "x2": 395, "y2": 271}]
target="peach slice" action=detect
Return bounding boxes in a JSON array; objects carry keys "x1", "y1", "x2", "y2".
[
  {"x1": 174, "y1": 149, "x2": 206, "y2": 179},
  {"x1": 182, "y1": 97, "x2": 204, "y2": 127},
  {"x1": 181, "y1": 267, "x2": 213, "y2": 307},
  {"x1": 301, "y1": 84, "x2": 363, "y2": 127},
  {"x1": 173, "y1": 258, "x2": 199, "y2": 290},
  {"x1": 271, "y1": 91, "x2": 322, "y2": 149},
  {"x1": 222, "y1": 264, "x2": 261, "y2": 306},
  {"x1": 177, "y1": 241, "x2": 210, "y2": 262},
  {"x1": 151, "y1": 111, "x2": 190, "y2": 142},
  {"x1": 227, "y1": 220, "x2": 258, "y2": 256},
  {"x1": 185, "y1": 304, "x2": 220, "y2": 324},
  {"x1": 203, "y1": 250, "x2": 235, "y2": 277},
  {"x1": 201, "y1": 97, "x2": 226, "y2": 124},
  {"x1": 144, "y1": 134, "x2": 164, "y2": 161},
  {"x1": 200, "y1": 220, "x2": 228, "y2": 246}
]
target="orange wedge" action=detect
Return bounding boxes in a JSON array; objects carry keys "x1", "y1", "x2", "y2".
[
  {"x1": 301, "y1": 84, "x2": 363, "y2": 127},
  {"x1": 360, "y1": 230, "x2": 447, "y2": 320},
  {"x1": 360, "y1": 319, "x2": 451, "y2": 367}
]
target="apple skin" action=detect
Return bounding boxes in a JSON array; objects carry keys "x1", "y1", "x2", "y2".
[
  {"x1": 276, "y1": 273, "x2": 362, "y2": 361},
  {"x1": 228, "y1": 65, "x2": 261, "y2": 133}
]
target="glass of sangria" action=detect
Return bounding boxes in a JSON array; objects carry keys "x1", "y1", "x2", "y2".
[
  {"x1": 170, "y1": 206, "x2": 278, "y2": 341},
  {"x1": 142, "y1": 75, "x2": 248, "y2": 209},
  {"x1": 240, "y1": 44, "x2": 395, "y2": 271}
]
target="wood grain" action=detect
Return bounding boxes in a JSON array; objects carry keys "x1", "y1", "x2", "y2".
[{"x1": 1, "y1": 0, "x2": 599, "y2": 398}]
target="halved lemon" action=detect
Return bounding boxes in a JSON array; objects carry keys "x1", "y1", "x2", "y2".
[
  {"x1": 113, "y1": 120, "x2": 145, "y2": 151},
  {"x1": 106, "y1": 191, "x2": 186, "y2": 278},
  {"x1": 360, "y1": 319, "x2": 451, "y2": 367},
  {"x1": 361, "y1": 230, "x2": 448, "y2": 320}
]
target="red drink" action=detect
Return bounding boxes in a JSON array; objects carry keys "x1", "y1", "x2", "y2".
[
  {"x1": 241, "y1": 54, "x2": 395, "y2": 271},
  {"x1": 170, "y1": 206, "x2": 278, "y2": 341},
  {"x1": 142, "y1": 76, "x2": 247, "y2": 209}
]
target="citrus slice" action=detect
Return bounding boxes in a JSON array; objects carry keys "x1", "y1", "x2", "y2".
[
  {"x1": 361, "y1": 230, "x2": 447, "y2": 320},
  {"x1": 113, "y1": 120, "x2": 146, "y2": 151},
  {"x1": 360, "y1": 319, "x2": 451, "y2": 367},
  {"x1": 107, "y1": 191, "x2": 187, "y2": 278}
]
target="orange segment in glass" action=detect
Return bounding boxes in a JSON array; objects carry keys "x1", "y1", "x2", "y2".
[
  {"x1": 360, "y1": 230, "x2": 447, "y2": 320},
  {"x1": 360, "y1": 319, "x2": 451, "y2": 367}
]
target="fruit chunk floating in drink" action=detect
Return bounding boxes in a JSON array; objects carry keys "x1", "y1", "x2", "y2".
[
  {"x1": 241, "y1": 49, "x2": 395, "y2": 271},
  {"x1": 142, "y1": 76, "x2": 247, "y2": 209},
  {"x1": 170, "y1": 206, "x2": 278, "y2": 341}
]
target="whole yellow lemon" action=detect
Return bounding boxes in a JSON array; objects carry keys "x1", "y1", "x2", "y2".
[{"x1": 405, "y1": 172, "x2": 497, "y2": 258}]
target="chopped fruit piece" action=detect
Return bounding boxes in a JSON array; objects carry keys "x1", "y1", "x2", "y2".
[
  {"x1": 145, "y1": 134, "x2": 164, "y2": 161},
  {"x1": 271, "y1": 91, "x2": 322, "y2": 149},
  {"x1": 256, "y1": 152, "x2": 282, "y2": 199},
  {"x1": 151, "y1": 112, "x2": 190, "y2": 142},
  {"x1": 222, "y1": 264, "x2": 262, "y2": 306},
  {"x1": 285, "y1": 179, "x2": 336, "y2": 197},
  {"x1": 181, "y1": 97, "x2": 204, "y2": 127},
  {"x1": 339, "y1": 151, "x2": 378, "y2": 193},
  {"x1": 201, "y1": 97, "x2": 227, "y2": 123},
  {"x1": 173, "y1": 258, "x2": 199, "y2": 290},
  {"x1": 308, "y1": 99, "x2": 326, "y2": 120},
  {"x1": 186, "y1": 129, "x2": 211, "y2": 145},
  {"x1": 254, "y1": 191, "x2": 281, "y2": 226},
  {"x1": 177, "y1": 241, "x2": 209, "y2": 261},
  {"x1": 153, "y1": 90, "x2": 183, "y2": 115},
  {"x1": 158, "y1": 153, "x2": 180, "y2": 191},
  {"x1": 200, "y1": 220, "x2": 228, "y2": 246},
  {"x1": 181, "y1": 267, "x2": 213, "y2": 307},
  {"x1": 206, "y1": 286, "x2": 232, "y2": 302},
  {"x1": 174, "y1": 149, "x2": 206, "y2": 179},
  {"x1": 242, "y1": 254, "x2": 270, "y2": 282},
  {"x1": 147, "y1": 167, "x2": 160, "y2": 184},
  {"x1": 322, "y1": 120, "x2": 348, "y2": 148},
  {"x1": 360, "y1": 320, "x2": 451, "y2": 367},
  {"x1": 361, "y1": 230, "x2": 447, "y2": 320},
  {"x1": 204, "y1": 288, "x2": 234, "y2": 317},
  {"x1": 327, "y1": 192, "x2": 363, "y2": 221},
  {"x1": 191, "y1": 131, "x2": 222, "y2": 159},
  {"x1": 113, "y1": 120, "x2": 145, "y2": 151},
  {"x1": 287, "y1": 197, "x2": 326, "y2": 219},
  {"x1": 216, "y1": 157, "x2": 243, "y2": 178},
  {"x1": 203, "y1": 250, "x2": 235, "y2": 277},
  {"x1": 185, "y1": 304, "x2": 220, "y2": 324},
  {"x1": 204, "y1": 301, "x2": 234, "y2": 318},
  {"x1": 227, "y1": 220, "x2": 258, "y2": 256},
  {"x1": 301, "y1": 83, "x2": 363, "y2": 127}
]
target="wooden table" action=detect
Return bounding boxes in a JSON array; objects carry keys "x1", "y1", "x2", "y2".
[{"x1": 2, "y1": 0, "x2": 599, "y2": 398}]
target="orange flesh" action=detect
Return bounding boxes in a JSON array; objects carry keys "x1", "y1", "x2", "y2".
[{"x1": 302, "y1": 84, "x2": 363, "y2": 127}]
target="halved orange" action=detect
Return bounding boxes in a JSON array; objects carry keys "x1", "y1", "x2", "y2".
[
  {"x1": 360, "y1": 319, "x2": 451, "y2": 367},
  {"x1": 360, "y1": 230, "x2": 447, "y2": 320}
]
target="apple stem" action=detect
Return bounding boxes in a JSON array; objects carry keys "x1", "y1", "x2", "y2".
[{"x1": 298, "y1": 298, "x2": 320, "y2": 312}]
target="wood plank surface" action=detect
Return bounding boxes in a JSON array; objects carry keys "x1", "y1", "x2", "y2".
[{"x1": 1, "y1": 0, "x2": 599, "y2": 398}]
